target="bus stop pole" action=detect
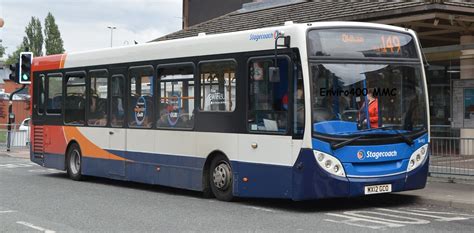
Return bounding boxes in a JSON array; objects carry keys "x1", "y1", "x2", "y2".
[{"x1": 7, "y1": 84, "x2": 26, "y2": 152}]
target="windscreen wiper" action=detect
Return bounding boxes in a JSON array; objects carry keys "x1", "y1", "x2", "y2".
[
  {"x1": 331, "y1": 135, "x2": 365, "y2": 150},
  {"x1": 393, "y1": 130, "x2": 414, "y2": 145},
  {"x1": 358, "y1": 125, "x2": 414, "y2": 145}
]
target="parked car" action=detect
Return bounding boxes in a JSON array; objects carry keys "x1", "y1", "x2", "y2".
[
  {"x1": 19, "y1": 118, "x2": 30, "y2": 131},
  {"x1": 15, "y1": 118, "x2": 30, "y2": 146}
]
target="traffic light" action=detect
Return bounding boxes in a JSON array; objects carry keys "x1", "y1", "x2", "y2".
[
  {"x1": 9, "y1": 63, "x2": 19, "y2": 83},
  {"x1": 19, "y1": 52, "x2": 33, "y2": 84}
]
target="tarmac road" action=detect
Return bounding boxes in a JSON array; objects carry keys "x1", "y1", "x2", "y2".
[{"x1": 1, "y1": 155, "x2": 473, "y2": 232}]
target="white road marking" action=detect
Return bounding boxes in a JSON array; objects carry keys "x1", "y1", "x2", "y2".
[
  {"x1": 325, "y1": 208, "x2": 474, "y2": 229},
  {"x1": 403, "y1": 208, "x2": 474, "y2": 217},
  {"x1": 0, "y1": 163, "x2": 34, "y2": 168},
  {"x1": 343, "y1": 210, "x2": 430, "y2": 224},
  {"x1": 247, "y1": 206, "x2": 276, "y2": 213},
  {"x1": 16, "y1": 221, "x2": 56, "y2": 233},
  {"x1": 379, "y1": 208, "x2": 470, "y2": 221},
  {"x1": 325, "y1": 213, "x2": 403, "y2": 229},
  {"x1": 0, "y1": 210, "x2": 16, "y2": 214},
  {"x1": 27, "y1": 169, "x2": 61, "y2": 173}
]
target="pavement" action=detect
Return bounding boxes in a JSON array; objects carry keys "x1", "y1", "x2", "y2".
[{"x1": 2, "y1": 148, "x2": 474, "y2": 211}]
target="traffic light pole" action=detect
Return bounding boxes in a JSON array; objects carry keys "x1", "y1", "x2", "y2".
[{"x1": 6, "y1": 84, "x2": 26, "y2": 152}]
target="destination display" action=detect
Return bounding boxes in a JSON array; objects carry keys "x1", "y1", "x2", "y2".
[{"x1": 307, "y1": 28, "x2": 418, "y2": 58}]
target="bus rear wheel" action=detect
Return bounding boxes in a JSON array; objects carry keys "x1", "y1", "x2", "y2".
[
  {"x1": 209, "y1": 155, "x2": 234, "y2": 201},
  {"x1": 66, "y1": 143, "x2": 83, "y2": 181}
]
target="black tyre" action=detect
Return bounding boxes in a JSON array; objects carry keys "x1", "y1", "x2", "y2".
[
  {"x1": 209, "y1": 154, "x2": 234, "y2": 201},
  {"x1": 66, "y1": 143, "x2": 83, "y2": 181}
]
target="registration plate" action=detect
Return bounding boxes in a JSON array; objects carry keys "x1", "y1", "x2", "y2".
[{"x1": 364, "y1": 184, "x2": 392, "y2": 195}]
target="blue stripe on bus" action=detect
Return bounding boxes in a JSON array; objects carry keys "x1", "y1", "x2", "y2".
[{"x1": 33, "y1": 147, "x2": 428, "y2": 200}]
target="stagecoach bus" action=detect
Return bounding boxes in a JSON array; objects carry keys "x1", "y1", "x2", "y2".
[{"x1": 29, "y1": 21, "x2": 429, "y2": 201}]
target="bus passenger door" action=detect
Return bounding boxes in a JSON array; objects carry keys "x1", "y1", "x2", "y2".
[
  {"x1": 31, "y1": 73, "x2": 47, "y2": 164},
  {"x1": 108, "y1": 73, "x2": 127, "y2": 177},
  {"x1": 237, "y1": 57, "x2": 294, "y2": 198}
]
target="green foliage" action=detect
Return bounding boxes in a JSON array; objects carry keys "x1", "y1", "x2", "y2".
[
  {"x1": 6, "y1": 44, "x2": 26, "y2": 65},
  {"x1": 6, "y1": 12, "x2": 65, "y2": 64},
  {"x1": 44, "y1": 12, "x2": 64, "y2": 55},
  {"x1": 23, "y1": 16, "x2": 44, "y2": 57},
  {"x1": 0, "y1": 39, "x2": 5, "y2": 57}
]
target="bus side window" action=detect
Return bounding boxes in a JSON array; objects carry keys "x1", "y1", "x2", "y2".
[
  {"x1": 88, "y1": 70, "x2": 108, "y2": 127},
  {"x1": 65, "y1": 72, "x2": 86, "y2": 125},
  {"x1": 199, "y1": 60, "x2": 236, "y2": 112},
  {"x1": 294, "y1": 63, "x2": 305, "y2": 136},
  {"x1": 111, "y1": 75, "x2": 125, "y2": 127},
  {"x1": 38, "y1": 74, "x2": 46, "y2": 115},
  {"x1": 157, "y1": 64, "x2": 195, "y2": 129},
  {"x1": 248, "y1": 58, "x2": 289, "y2": 133},
  {"x1": 46, "y1": 74, "x2": 62, "y2": 115},
  {"x1": 128, "y1": 66, "x2": 154, "y2": 128}
]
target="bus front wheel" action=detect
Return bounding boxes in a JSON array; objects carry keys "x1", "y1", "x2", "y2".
[
  {"x1": 66, "y1": 143, "x2": 83, "y2": 181},
  {"x1": 209, "y1": 155, "x2": 234, "y2": 201}
]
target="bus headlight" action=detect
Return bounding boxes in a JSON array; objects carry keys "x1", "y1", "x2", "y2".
[
  {"x1": 313, "y1": 150, "x2": 346, "y2": 177},
  {"x1": 407, "y1": 144, "x2": 429, "y2": 172}
]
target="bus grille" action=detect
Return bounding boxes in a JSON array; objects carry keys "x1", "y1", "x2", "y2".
[{"x1": 33, "y1": 126, "x2": 44, "y2": 155}]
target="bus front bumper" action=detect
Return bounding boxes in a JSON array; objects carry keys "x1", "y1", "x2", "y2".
[{"x1": 291, "y1": 148, "x2": 429, "y2": 201}]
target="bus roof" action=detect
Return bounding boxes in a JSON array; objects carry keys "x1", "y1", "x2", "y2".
[{"x1": 33, "y1": 21, "x2": 416, "y2": 71}]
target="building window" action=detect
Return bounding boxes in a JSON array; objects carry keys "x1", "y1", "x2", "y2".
[
  {"x1": 248, "y1": 58, "x2": 289, "y2": 133},
  {"x1": 65, "y1": 72, "x2": 86, "y2": 125},
  {"x1": 88, "y1": 70, "x2": 108, "y2": 126},
  {"x1": 129, "y1": 66, "x2": 154, "y2": 128},
  {"x1": 157, "y1": 64, "x2": 195, "y2": 129},
  {"x1": 199, "y1": 60, "x2": 236, "y2": 112},
  {"x1": 111, "y1": 75, "x2": 125, "y2": 127},
  {"x1": 46, "y1": 74, "x2": 62, "y2": 114}
]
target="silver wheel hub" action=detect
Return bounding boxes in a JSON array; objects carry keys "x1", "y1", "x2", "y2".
[
  {"x1": 70, "y1": 150, "x2": 81, "y2": 175},
  {"x1": 213, "y1": 162, "x2": 231, "y2": 190}
]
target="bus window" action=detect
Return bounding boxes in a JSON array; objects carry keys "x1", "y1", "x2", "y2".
[
  {"x1": 65, "y1": 72, "x2": 86, "y2": 125},
  {"x1": 294, "y1": 63, "x2": 305, "y2": 136},
  {"x1": 46, "y1": 74, "x2": 62, "y2": 115},
  {"x1": 157, "y1": 64, "x2": 194, "y2": 129},
  {"x1": 111, "y1": 75, "x2": 125, "y2": 127},
  {"x1": 38, "y1": 74, "x2": 46, "y2": 115},
  {"x1": 248, "y1": 58, "x2": 289, "y2": 133},
  {"x1": 199, "y1": 60, "x2": 236, "y2": 112},
  {"x1": 88, "y1": 70, "x2": 108, "y2": 126},
  {"x1": 129, "y1": 66, "x2": 154, "y2": 128}
]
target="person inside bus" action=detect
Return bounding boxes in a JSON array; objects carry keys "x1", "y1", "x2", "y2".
[
  {"x1": 89, "y1": 91, "x2": 107, "y2": 126},
  {"x1": 359, "y1": 88, "x2": 379, "y2": 129}
]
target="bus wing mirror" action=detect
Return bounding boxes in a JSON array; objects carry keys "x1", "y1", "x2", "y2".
[
  {"x1": 269, "y1": 67, "x2": 280, "y2": 83},
  {"x1": 283, "y1": 36, "x2": 291, "y2": 48}
]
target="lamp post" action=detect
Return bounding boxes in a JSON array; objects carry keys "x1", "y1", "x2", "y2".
[{"x1": 107, "y1": 26, "x2": 116, "y2": 47}]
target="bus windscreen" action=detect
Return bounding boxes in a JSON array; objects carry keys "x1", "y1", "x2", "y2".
[{"x1": 307, "y1": 28, "x2": 418, "y2": 59}]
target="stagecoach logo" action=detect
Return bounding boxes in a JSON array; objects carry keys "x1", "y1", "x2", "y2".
[
  {"x1": 357, "y1": 150, "x2": 365, "y2": 160},
  {"x1": 249, "y1": 30, "x2": 280, "y2": 41},
  {"x1": 134, "y1": 96, "x2": 147, "y2": 126}
]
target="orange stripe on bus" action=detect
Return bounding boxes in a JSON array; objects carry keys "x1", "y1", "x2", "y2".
[
  {"x1": 59, "y1": 53, "x2": 67, "y2": 68},
  {"x1": 63, "y1": 126, "x2": 126, "y2": 161}
]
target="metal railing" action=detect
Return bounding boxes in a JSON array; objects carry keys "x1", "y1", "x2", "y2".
[
  {"x1": 0, "y1": 123, "x2": 30, "y2": 150},
  {"x1": 430, "y1": 137, "x2": 474, "y2": 178}
]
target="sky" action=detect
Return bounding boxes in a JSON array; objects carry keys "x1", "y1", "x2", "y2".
[{"x1": 0, "y1": 0, "x2": 183, "y2": 58}]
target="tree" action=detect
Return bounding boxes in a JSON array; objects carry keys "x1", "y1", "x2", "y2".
[
  {"x1": 0, "y1": 39, "x2": 5, "y2": 57},
  {"x1": 44, "y1": 12, "x2": 64, "y2": 55},
  {"x1": 23, "y1": 16, "x2": 43, "y2": 57},
  {"x1": 6, "y1": 38, "x2": 27, "y2": 65}
]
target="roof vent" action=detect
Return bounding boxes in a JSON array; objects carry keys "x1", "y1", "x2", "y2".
[
  {"x1": 198, "y1": 32, "x2": 206, "y2": 37},
  {"x1": 284, "y1": 21, "x2": 294, "y2": 26}
]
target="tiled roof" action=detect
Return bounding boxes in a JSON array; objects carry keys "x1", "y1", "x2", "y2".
[{"x1": 154, "y1": 0, "x2": 474, "y2": 42}]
